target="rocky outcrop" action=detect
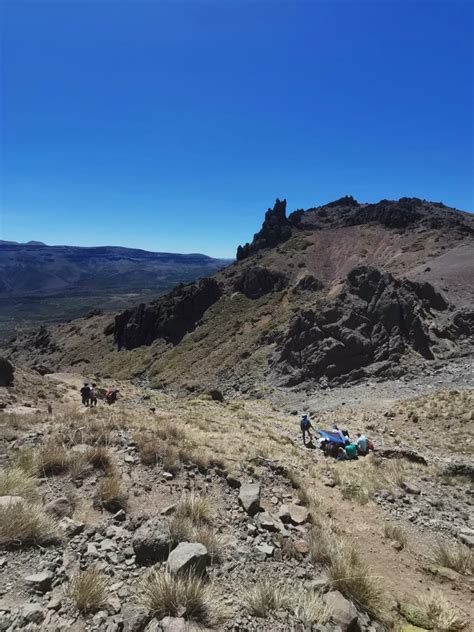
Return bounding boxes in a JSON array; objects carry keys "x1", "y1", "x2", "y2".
[
  {"x1": 293, "y1": 275, "x2": 324, "y2": 293},
  {"x1": 0, "y1": 357, "x2": 14, "y2": 386},
  {"x1": 114, "y1": 278, "x2": 222, "y2": 350},
  {"x1": 233, "y1": 267, "x2": 287, "y2": 299},
  {"x1": 273, "y1": 266, "x2": 454, "y2": 386},
  {"x1": 236, "y1": 199, "x2": 292, "y2": 260}
]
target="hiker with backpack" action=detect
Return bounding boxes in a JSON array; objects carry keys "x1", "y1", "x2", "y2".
[{"x1": 300, "y1": 413, "x2": 314, "y2": 446}]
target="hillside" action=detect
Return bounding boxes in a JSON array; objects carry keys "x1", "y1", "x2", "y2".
[{"x1": 0, "y1": 243, "x2": 230, "y2": 343}]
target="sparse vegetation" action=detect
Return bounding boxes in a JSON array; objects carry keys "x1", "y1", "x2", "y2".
[
  {"x1": 433, "y1": 541, "x2": 473, "y2": 575},
  {"x1": 325, "y1": 541, "x2": 383, "y2": 617},
  {"x1": 140, "y1": 569, "x2": 224, "y2": 626},
  {"x1": 86, "y1": 445, "x2": 113, "y2": 471},
  {"x1": 174, "y1": 493, "x2": 214, "y2": 524},
  {"x1": 244, "y1": 579, "x2": 290, "y2": 617},
  {"x1": 66, "y1": 567, "x2": 108, "y2": 613},
  {"x1": 417, "y1": 592, "x2": 468, "y2": 632},
  {"x1": 96, "y1": 473, "x2": 128, "y2": 512},
  {"x1": 0, "y1": 466, "x2": 37, "y2": 498},
  {"x1": 36, "y1": 440, "x2": 69, "y2": 475},
  {"x1": 384, "y1": 523, "x2": 407, "y2": 548},
  {"x1": 0, "y1": 501, "x2": 58, "y2": 548}
]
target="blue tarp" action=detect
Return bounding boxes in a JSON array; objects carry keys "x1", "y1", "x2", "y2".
[{"x1": 317, "y1": 430, "x2": 346, "y2": 445}]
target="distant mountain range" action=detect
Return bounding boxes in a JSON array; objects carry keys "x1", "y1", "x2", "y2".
[{"x1": 0, "y1": 242, "x2": 231, "y2": 341}]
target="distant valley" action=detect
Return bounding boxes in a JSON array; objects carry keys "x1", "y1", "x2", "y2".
[{"x1": 0, "y1": 242, "x2": 230, "y2": 342}]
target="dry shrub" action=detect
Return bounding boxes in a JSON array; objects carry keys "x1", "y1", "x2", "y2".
[
  {"x1": 66, "y1": 566, "x2": 108, "y2": 613},
  {"x1": 140, "y1": 569, "x2": 224, "y2": 626},
  {"x1": 69, "y1": 453, "x2": 90, "y2": 479},
  {"x1": 161, "y1": 445, "x2": 180, "y2": 474},
  {"x1": 134, "y1": 431, "x2": 160, "y2": 465},
  {"x1": 36, "y1": 440, "x2": 68, "y2": 476},
  {"x1": 433, "y1": 541, "x2": 473, "y2": 575},
  {"x1": 96, "y1": 474, "x2": 128, "y2": 512},
  {"x1": 325, "y1": 542, "x2": 383, "y2": 617},
  {"x1": 0, "y1": 466, "x2": 37, "y2": 498},
  {"x1": 417, "y1": 592, "x2": 468, "y2": 632},
  {"x1": 244, "y1": 579, "x2": 290, "y2": 617},
  {"x1": 0, "y1": 501, "x2": 58, "y2": 547}
]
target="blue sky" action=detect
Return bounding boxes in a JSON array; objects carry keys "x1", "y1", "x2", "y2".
[{"x1": 1, "y1": 1, "x2": 472, "y2": 258}]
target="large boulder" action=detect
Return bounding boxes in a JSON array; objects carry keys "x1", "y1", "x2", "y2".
[
  {"x1": 114, "y1": 278, "x2": 222, "y2": 350},
  {"x1": 238, "y1": 483, "x2": 261, "y2": 516},
  {"x1": 0, "y1": 358, "x2": 14, "y2": 387},
  {"x1": 233, "y1": 267, "x2": 287, "y2": 299},
  {"x1": 323, "y1": 590, "x2": 360, "y2": 632},
  {"x1": 167, "y1": 542, "x2": 208, "y2": 575},
  {"x1": 132, "y1": 518, "x2": 174, "y2": 565},
  {"x1": 24, "y1": 571, "x2": 53, "y2": 593}
]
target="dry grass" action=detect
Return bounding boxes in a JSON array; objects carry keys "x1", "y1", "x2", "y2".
[
  {"x1": 168, "y1": 517, "x2": 222, "y2": 563},
  {"x1": 0, "y1": 501, "x2": 58, "y2": 548},
  {"x1": 140, "y1": 569, "x2": 225, "y2": 626},
  {"x1": 325, "y1": 541, "x2": 383, "y2": 618},
  {"x1": 69, "y1": 453, "x2": 90, "y2": 479},
  {"x1": 174, "y1": 493, "x2": 214, "y2": 524},
  {"x1": 86, "y1": 446, "x2": 114, "y2": 472},
  {"x1": 96, "y1": 473, "x2": 128, "y2": 512},
  {"x1": 307, "y1": 523, "x2": 333, "y2": 565},
  {"x1": 295, "y1": 591, "x2": 331, "y2": 625},
  {"x1": 66, "y1": 567, "x2": 108, "y2": 613},
  {"x1": 433, "y1": 541, "x2": 473, "y2": 575},
  {"x1": 417, "y1": 592, "x2": 468, "y2": 632},
  {"x1": 244, "y1": 579, "x2": 290, "y2": 617},
  {"x1": 383, "y1": 523, "x2": 407, "y2": 548},
  {"x1": 0, "y1": 466, "x2": 37, "y2": 498},
  {"x1": 36, "y1": 440, "x2": 68, "y2": 476}
]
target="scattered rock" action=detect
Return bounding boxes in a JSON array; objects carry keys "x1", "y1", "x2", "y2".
[
  {"x1": 20, "y1": 603, "x2": 46, "y2": 624},
  {"x1": 167, "y1": 542, "x2": 208, "y2": 575},
  {"x1": 401, "y1": 481, "x2": 421, "y2": 495},
  {"x1": 44, "y1": 496, "x2": 74, "y2": 518},
  {"x1": 159, "y1": 616, "x2": 187, "y2": 631},
  {"x1": 323, "y1": 590, "x2": 360, "y2": 632},
  {"x1": 238, "y1": 483, "x2": 261, "y2": 516},
  {"x1": 0, "y1": 358, "x2": 14, "y2": 387},
  {"x1": 24, "y1": 571, "x2": 53, "y2": 593},
  {"x1": 132, "y1": 518, "x2": 174, "y2": 565},
  {"x1": 58, "y1": 517, "x2": 84, "y2": 537}
]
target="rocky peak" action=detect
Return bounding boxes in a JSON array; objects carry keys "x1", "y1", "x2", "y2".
[{"x1": 236, "y1": 198, "x2": 292, "y2": 260}]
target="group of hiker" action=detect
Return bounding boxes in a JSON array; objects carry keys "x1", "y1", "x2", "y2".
[
  {"x1": 300, "y1": 414, "x2": 373, "y2": 460},
  {"x1": 80, "y1": 383, "x2": 119, "y2": 407}
]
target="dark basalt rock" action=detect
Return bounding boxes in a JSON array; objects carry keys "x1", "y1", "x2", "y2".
[
  {"x1": 273, "y1": 266, "x2": 452, "y2": 386},
  {"x1": 234, "y1": 267, "x2": 288, "y2": 299},
  {"x1": 0, "y1": 358, "x2": 14, "y2": 387},
  {"x1": 114, "y1": 278, "x2": 222, "y2": 350},
  {"x1": 236, "y1": 198, "x2": 292, "y2": 260},
  {"x1": 346, "y1": 198, "x2": 423, "y2": 228},
  {"x1": 293, "y1": 275, "x2": 324, "y2": 292}
]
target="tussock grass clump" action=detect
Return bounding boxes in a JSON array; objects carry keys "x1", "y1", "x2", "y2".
[
  {"x1": 66, "y1": 567, "x2": 108, "y2": 613},
  {"x1": 174, "y1": 494, "x2": 214, "y2": 525},
  {"x1": 168, "y1": 517, "x2": 222, "y2": 563},
  {"x1": 433, "y1": 541, "x2": 473, "y2": 575},
  {"x1": 244, "y1": 579, "x2": 290, "y2": 617},
  {"x1": 325, "y1": 542, "x2": 383, "y2": 617},
  {"x1": 417, "y1": 592, "x2": 468, "y2": 632},
  {"x1": 0, "y1": 466, "x2": 37, "y2": 498},
  {"x1": 86, "y1": 446, "x2": 113, "y2": 472},
  {"x1": 13, "y1": 448, "x2": 37, "y2": 475},
  {"x1": 36, "y1": 440, "x2": 68, "y2": 476},
  {"x1": 96, "y1": 474, "x2": 128, "y2": 512},
  {"x1": 295, "y1": 591, "x2": 331, "y2": 625},
  {"x1": 140, "y1": 569, "x2": 224, "y2": 626},
  {"x1": 0, "y1": 501, "x2": 58, "y2": 548},
  {"x1": 383, "y1": 523, "x2": 407, "y2": 547},
  {"x1": 69, "y1": 453, "x2": 90, "y2": 479},
  {"x1": 307, "y1": 524, "x2": 333, "y2": 565}
]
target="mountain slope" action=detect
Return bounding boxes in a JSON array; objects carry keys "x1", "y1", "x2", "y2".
[
  {"x1": 7, "y1": 197, "x2": 474, "y2": 393},
  {"x1": 0, "y1": 243, "x2": 230, "y2": 342}
]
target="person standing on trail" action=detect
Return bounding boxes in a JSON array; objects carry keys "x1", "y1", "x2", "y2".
[
  {"x1": 300, "y1": 413, "x2": 313, "y2": 446},
  {"x1": 90, "y1": 384, "x2": 98, "y2": 407},
  {"x1": 80, "y1": 383, "x2": 91, "y2": 407}
]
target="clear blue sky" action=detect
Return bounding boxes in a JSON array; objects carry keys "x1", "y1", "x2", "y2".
[{"x1": 1, "y1": 1, "x2": 472, "y2": 258}]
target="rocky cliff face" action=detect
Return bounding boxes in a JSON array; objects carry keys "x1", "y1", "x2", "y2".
[
  {"x1": 113, "y1": 278, "x2": 222, "y2": 350},
  {"x1": 272, "y1": 266, "x2": 467, "y2": 386}
]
